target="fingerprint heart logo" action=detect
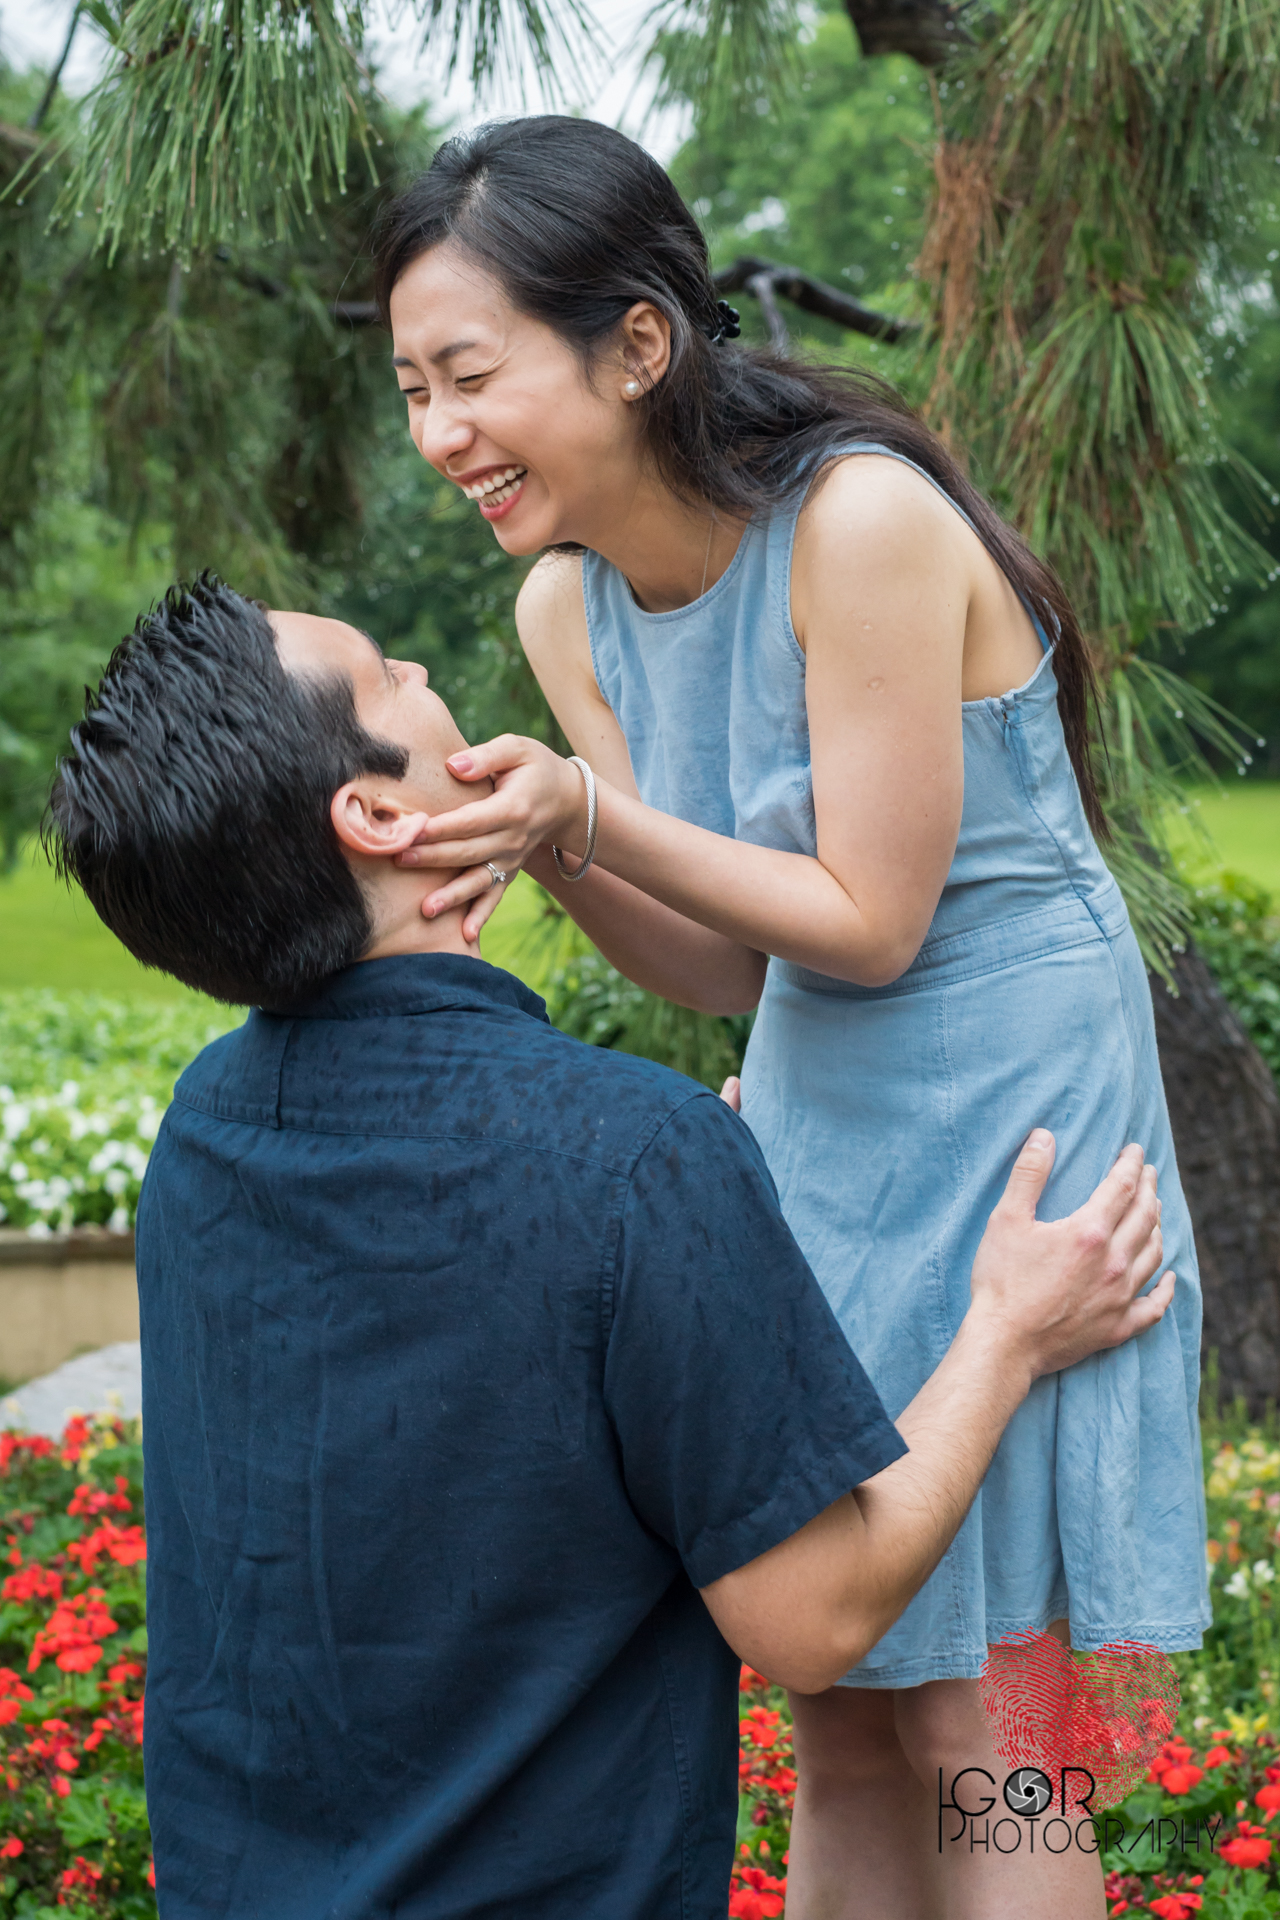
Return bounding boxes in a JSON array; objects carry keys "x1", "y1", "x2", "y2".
[{"x1": 979, "y1": 1631, "x2": 1181, "y2": 1809}]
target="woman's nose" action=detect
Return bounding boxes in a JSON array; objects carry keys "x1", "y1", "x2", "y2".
[{"x1": 417, "y1": 400, "x2": 473, "y2": 473}]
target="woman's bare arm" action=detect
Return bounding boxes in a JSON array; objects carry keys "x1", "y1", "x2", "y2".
[{"x1": 514, "y1": 555, "x2": 767, "y2": 1014}]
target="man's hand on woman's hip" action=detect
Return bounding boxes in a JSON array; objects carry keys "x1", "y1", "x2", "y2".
[{"x1": 698, "y1": 1133, "x2": 1170, "y2": 1695}]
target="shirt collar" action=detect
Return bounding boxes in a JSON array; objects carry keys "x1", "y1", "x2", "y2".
[{"x1": 271, "y1": 952, "x2": 551, "y2": 1026}]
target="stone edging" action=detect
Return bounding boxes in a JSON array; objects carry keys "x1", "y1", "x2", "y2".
[{"x1": 0, "y1": 1229, "x2": 136, "y2": 1268}]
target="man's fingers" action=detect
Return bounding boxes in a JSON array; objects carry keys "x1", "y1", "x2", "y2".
[
  {"x1": 720, "y1": 1076, "x2": 742, "y2": 1111},
  {"x1": 997, "y1": 1128, "x2": 1057, "y2": 1220},
  {"x1": 1107, "y1": 1165, "x2": 1160, "y2": 1273},
  {"x1": 1128, "y1": 1219, "x2": 1164, "y2": 1295},
  {"x1": 1115, "y1": 1271, "x2": 1176, "y2": 1343},
  {"x1": 1079, "y1": 1142, "x2": 1146, "y2": 1237}
]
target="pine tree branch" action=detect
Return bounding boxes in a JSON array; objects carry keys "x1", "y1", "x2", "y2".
[
  {"x1": 214, "y1": 251, "x2": 379, "y2": 325},
  {"x1": 713, "y1": 256, "x2": 917, "y2": 344},
  {"x1": 27, "y1": 2, "x2": 82, "y2": 132},
  {"x1": 841, "y1": 0, "x2": 971, "y2": 67}
]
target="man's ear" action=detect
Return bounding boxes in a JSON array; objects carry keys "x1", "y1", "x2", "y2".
[{"x1": 330, "y1": 781, "x2": 431, "y2": 859}]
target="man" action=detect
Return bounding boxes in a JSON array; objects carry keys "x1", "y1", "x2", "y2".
[{"x1": 48, "y1": 576, "x2": 1168, "y2": 1919}]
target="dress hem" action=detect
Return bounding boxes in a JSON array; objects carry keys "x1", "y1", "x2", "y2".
[{"x1": 834, "y1": 1620, "x2": 1209, "y2": 1690}]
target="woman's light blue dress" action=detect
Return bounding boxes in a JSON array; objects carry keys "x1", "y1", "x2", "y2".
[{"x1": 582, "y1": 444, "x2": 1210, "y2": 1687}]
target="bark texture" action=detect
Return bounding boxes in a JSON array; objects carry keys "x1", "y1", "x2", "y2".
[{"x1": 1151, "y1": 948, "x2": 1280, "y2": 1413}]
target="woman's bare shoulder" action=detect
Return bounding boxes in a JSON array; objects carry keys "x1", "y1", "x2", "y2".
[
  {"x1": 799, "y1": 451, "x2": 969, "y2": 556},
  {"x1": 516, "y1": 550, "x2": 588, "y2": 662}
]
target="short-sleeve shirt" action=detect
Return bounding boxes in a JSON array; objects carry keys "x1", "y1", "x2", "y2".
[{"x1": 137, "y1": 954, "x2": 905, "y2": 1919}]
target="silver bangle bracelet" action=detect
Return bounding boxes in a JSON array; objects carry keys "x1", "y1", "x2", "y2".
[{"x1": 552, "y1": 757, "x2": 598, "y2": 882}]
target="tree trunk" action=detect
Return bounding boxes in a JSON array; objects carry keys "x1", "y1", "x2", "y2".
[
  {"x1": 1150, "y1": 948, "x2": 1280, "y2": 1413},
  {"x1": 842, "y1": 0, "x2": 971, "y2": 65}
]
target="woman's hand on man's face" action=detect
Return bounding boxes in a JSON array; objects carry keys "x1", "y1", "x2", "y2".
[{"x1": 393, "y1": 734, "x2": 591, "y2": 940}]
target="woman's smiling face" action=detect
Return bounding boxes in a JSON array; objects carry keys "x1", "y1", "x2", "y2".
[{"x1": 389, "y1": 243, "x2": 652, "y2": 555}]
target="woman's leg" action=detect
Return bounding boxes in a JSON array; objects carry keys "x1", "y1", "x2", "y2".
[
  {"x1": 785, "y1": 1684, "x2": 940, "y2": 1920},
  {"x1": 892, "y1": 1626, "x2": 1105, "y2": 1920}
]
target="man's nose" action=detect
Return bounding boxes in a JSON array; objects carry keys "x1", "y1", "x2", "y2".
[{"x1": 387, "y1": 659, "x2": 429, "y2": 687}]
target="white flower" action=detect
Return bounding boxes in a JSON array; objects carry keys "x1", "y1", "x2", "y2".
[
  {"x1": 1225, "y1": 1568, "x2": 1252, "y2": 1598},
  {"x1": 103, "y1": 1169, "x2": 129, "y2": 1197},
  {"x1": 1254, "y1": 1561, "x2": 1276, "y2": 1585},
  {"x1": 3, "y1": 1103, "x2": 31, "y2": 1140},
  {"x1": 88, "y1": 1141, "x2": 125, "y2": 1175},
  {"x1": 108, "y1": 1206, "x2": 130, "y2": 1233},
  {"x1": 57, "y1": 1081, "x2": 80, "y2": 1105},
  {"x1": 26, "y1": 1220, "x2": 52, "y2": 1239},
  {"x1": 8, "y1": 1162, "x2": 27, "y2": 1182}
]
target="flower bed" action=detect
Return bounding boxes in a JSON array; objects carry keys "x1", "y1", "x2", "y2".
[
  {"x1": 0, "y1": 994, "x2": 236, "y2": 1238},
  {"x1": 7, "y1": 1406, "x2": 1280, "y2": 1914},
  {"x1": 0, "y1": 1413, "x2": 150, "y2": 1917}
]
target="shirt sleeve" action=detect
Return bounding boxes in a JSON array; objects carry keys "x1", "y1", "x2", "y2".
[{"x1": 603, "y1": 1090, "x2": 908, "y2": 1589}]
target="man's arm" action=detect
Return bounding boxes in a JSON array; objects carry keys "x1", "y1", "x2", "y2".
[{"x1": 699, "y1": 1130, "x2": 1169, "y2": 1693}]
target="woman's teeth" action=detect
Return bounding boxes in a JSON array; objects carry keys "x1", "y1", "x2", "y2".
[{"x1": 464, "y1": 467, "x2": 527, "y2": 505}]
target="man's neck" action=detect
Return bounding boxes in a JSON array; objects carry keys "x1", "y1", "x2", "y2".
[{"x1": 360, "y1": 887, "x2": 482, "y2": 966}]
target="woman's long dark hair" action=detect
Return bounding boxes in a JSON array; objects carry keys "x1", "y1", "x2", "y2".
[{"x1": 374, "y1": 115, "x2": 1105, "y2": 836}]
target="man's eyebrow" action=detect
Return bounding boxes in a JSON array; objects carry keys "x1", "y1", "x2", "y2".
[{"x1": 358, "y1": 629, "x2": 394, "y2": 683}]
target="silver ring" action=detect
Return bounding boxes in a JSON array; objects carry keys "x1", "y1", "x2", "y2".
[{"x1": 485, "y1": 862, "x2": 507, "y2": 889}]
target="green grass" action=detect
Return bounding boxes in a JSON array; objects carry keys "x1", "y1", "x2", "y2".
[
  {"x1": 1166, "y1": 782, "x2": 1280, "y2": 895},
  {"x1": 0, "y1": 844, "x2": 208, "y2": 1002},
  {"x1": 0, "y1": 844, "x2": 560, "y2": 1001}
]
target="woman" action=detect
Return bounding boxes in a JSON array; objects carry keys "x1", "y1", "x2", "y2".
[{"x1": 373, "y1": 116, "x2": 1208, "y2": 1917}]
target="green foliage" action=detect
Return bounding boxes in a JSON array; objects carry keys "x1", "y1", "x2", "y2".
[
  {"x1": 667, "y1": 9, "x2": 932, "y2": 353},
  {"x1": 548, "y1": 950, "x2": 751, "y2": 1088},
  {"x1": 1188, "y1": 876, "x2": 1280, "y2": 1083},
  {"x1": 1175, "y1": 214, "x2": 1280, "y2": 779},
  {"x1": 48, "y1": 0, "x2": 373, "y2": 263},
  {"x1": 0, "y1": 57, "x2": 537, "y2": 856},
  {"x1": 1188, "y1": 1411, "x2": 1280, "y2": 1725},
  {"x1": 915, "y1": 0, "x2": 1280, "y2": 966}
]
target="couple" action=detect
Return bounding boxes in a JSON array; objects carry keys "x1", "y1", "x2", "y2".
[{"x1": 47, "y1": 112, "x2": 1206, "y2": 1920}]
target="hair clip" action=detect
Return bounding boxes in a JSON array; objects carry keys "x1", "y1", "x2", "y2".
[{"x1": 707, "y1": 299, "x2": 741, "y2": 344}]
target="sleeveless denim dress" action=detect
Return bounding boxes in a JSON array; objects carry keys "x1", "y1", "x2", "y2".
[{"x1": 582, "y1": 444, "x2": 1209, "y2": 1687}]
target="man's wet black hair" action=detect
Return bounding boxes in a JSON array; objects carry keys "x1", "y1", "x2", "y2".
[{"x1": 45, "y1": 574, "x2": 409, "y2": 1007}]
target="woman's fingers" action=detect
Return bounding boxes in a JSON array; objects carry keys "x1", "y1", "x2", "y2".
[
  {"x1": 461, "y1": 881, "x2": 511, "y2": 945},
  {"x1": 421, "y1": 865, "x2": 506, "y2": 920},
  {"x1": 396, "y1": 794, "x2": 517, "y2": 857},
  {"x1": 446, "y1": 735, "x2": 528, "y2": 780},
  {"x1": 406, "y1": 834, "x2": 527, "y2": 873}
]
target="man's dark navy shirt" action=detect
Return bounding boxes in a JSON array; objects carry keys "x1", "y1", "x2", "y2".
[{"x1": 137, "y1": 954, "x2": 905, "y2": 1919}]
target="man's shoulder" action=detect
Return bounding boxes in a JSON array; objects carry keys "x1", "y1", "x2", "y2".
[{"x1": 168, "y1": 985, "x2": 731, "y2": 1180}]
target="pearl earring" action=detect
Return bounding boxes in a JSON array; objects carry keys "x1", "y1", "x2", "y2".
[{"x1": 624, "y1": 379, "x2": 640, "y2": 396}]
